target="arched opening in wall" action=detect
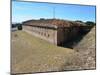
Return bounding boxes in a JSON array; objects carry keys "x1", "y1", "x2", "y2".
[
  {"x1": 39, "y1": 31, "x2": 40, "y2": 35},
  {"x1": 38, "y1": 31, "x2": 40, "y2": 35},
  {"x1": 42, "y1": 32, "x2": 44, "y2": 36},
  {"x1": 44, "y1": 33, "x2": 46, "y2": 36},
  {"x1": 48, "y1": 34, "x2": 50, "y2": 37},
  {"x1": 41, "y1": 32, "x2": 43, "y2": 35}
]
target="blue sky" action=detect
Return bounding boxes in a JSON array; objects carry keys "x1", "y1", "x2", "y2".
[{"x1": 12, "y1": 1, "x2": 96, "y2": 23}]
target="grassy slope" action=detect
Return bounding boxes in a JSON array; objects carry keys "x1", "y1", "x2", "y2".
[
  {"x1": 74, "y1": 26, "x2": 96, "y2": 69},
  {"x1": 11, "y1": 31, "x2": 83, "y2": 74}
]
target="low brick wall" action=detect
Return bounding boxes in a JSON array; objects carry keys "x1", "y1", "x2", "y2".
[{"x1": 23, "y1": 25, "x2": 58, "y2": 45}]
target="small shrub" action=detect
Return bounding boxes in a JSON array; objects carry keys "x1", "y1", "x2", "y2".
[
  {"x1": 17, "y1": 25, "x2": 22, "y2": 30},
  {"x1": 85, "y1": 21, "x2": 95, "y2": 26}
]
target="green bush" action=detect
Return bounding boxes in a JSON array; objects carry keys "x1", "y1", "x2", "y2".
[
  {"x1": 85, "y1": 21, "x2": 95, "y2": 26},
  {"x1": 17, "y1": 25, "x2": 22, "y2": 30}
]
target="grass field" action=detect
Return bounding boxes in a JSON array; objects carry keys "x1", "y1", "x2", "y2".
[{"x1": 11, "y1": 30, "x2": 84, "y2": 74}]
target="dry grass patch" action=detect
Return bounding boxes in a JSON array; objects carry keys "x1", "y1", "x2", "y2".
[{"x1": 11, "y1": 31, "x2": 84, "y2": 74}]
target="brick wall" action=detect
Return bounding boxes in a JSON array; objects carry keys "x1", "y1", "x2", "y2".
[{"x1": 23, "y1": 25, "x2": 57, "y2": 45}]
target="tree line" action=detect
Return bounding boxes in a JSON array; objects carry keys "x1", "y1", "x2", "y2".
[{"x1": 12, "y1": 23, "x2": 22, "y2": 30}]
